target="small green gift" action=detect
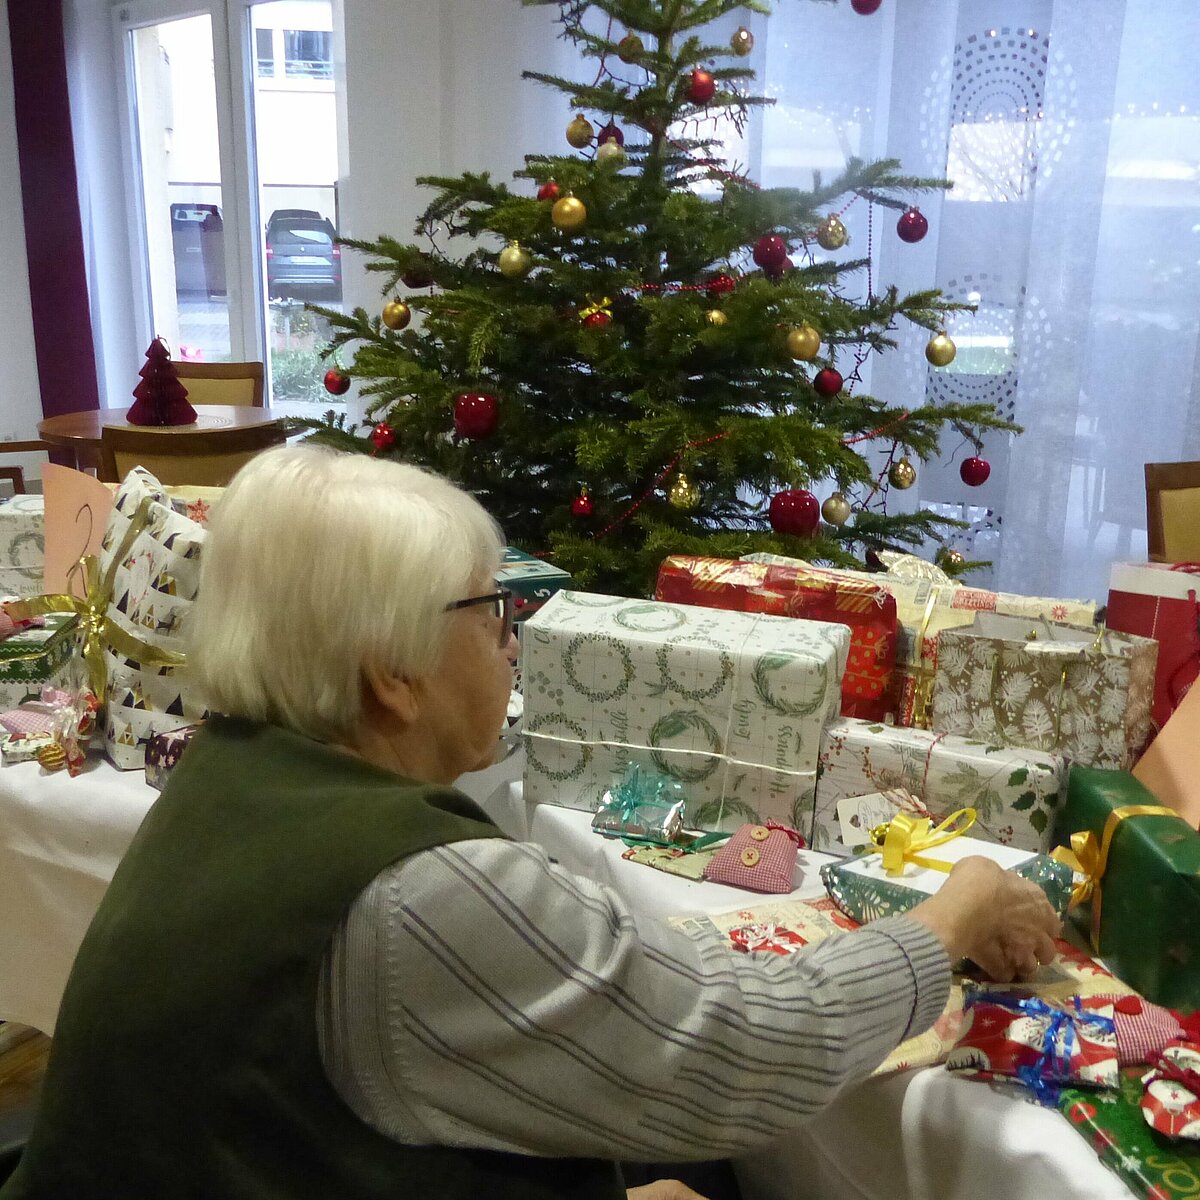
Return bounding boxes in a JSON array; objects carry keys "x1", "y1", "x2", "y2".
[
  {"x1": 0, "y1": 613, "x2": 79, "y2": 709},
  {"x1": 1054, "y1": 767, "x2": 1200, "y2": 1009},
  {"x1": 497, "y1": 547, "x2": 574, "y2": 622}
]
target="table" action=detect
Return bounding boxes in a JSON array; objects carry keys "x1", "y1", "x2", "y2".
[
  {"x1": 0, "y1": 753, "x2": 1132, "y2": 1200},
  {"x1": 37, "y1": 406, "x2": 285, "y2": 472}
]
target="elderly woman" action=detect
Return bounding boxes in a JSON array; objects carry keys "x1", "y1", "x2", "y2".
[{"x1": 4, "y1": 446, "x2": 1060, "y2": 1200}]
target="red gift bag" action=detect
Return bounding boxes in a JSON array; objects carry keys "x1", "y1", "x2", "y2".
[
  {"x1": 1106, "y1": 562, "x2": 1200, "y2": 736},
  {"x1": 656, "y1": 556, "x2": 898, "y2": 721}
]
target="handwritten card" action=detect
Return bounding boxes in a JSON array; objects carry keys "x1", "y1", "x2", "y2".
[{"x1": 42, "y1": 465, "x2": 115, "y2": 595}]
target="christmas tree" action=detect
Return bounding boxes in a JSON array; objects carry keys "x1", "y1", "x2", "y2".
[
  {"x1": 308, "y1": 0, "x2": 1017, "y2": 596},
  {"x1": 128, "y1": 338, "x2": 197, "y2": 427}
]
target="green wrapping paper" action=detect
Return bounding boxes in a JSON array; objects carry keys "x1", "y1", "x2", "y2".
[
  {"x1": 0, "y1": 613, "x2": 79, "y2": 708},
  {"x1": 1059, "y1": 1066, "x2": 1200, "y2": 1199},
  {"x1": 497, "y1": 547, "x2": 575, "y2": 622},
  {"x1": 1057, "y1": 768, "x2": 1200, "y2": 1010}
]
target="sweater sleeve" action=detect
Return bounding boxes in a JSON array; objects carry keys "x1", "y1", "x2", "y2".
[{"x1": 316, "y1": 836, "x2": 950, "y2": 1161}]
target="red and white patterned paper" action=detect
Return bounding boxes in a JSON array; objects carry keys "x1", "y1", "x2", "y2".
[{"x1": 1142, "y1": 1043, "x2": 1200, "y2": 1140}]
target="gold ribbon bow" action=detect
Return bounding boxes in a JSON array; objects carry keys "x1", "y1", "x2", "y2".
[
  {"x1": 868, "y1": 806, "x2": 976, "y2": 876},
  {"x1": 4, "y1": 496, "x2": 186, "y2": 697},
  {"x1": 1051, "y1": 803, "x2": 1179, "y2": 952}
]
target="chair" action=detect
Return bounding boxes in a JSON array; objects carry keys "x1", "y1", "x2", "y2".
[
  {"x1": 0, "y1": 441, "x2": 52, "y2": 496},
  {"x1": 172, "y1": 361, "x2": 265, "y2": 408},
  {"x1": 1145, "y1": 461, "x2": 1200, "y2": 562},
  {"x1": 98, "y1": 423, "x2": 286, "y2": 487}
]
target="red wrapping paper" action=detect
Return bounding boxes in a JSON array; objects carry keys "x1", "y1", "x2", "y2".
[{"x1": 655, "y1": 556, "x2": 897, "y2": 721}]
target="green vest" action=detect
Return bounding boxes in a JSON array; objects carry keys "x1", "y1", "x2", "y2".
[{"x1": 3, "y1": 717, "x2": 624, "y2": 1200}]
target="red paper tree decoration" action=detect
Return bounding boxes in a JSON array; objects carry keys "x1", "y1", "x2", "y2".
[{"x1": 127, "y1": 338, "x2": 197, "y2": 426}]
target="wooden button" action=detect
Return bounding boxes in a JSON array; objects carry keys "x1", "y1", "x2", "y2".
[
  {"x1": 749, "y1": 825, "x2": 770, "y2": 842},
  {"x1": 740, "y1": 847, "x2": 761, "y2": 868}
]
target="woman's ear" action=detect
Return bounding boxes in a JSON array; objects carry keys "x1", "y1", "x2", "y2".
[{"x1": 362, "y1": 661, "x2": 421, "y2": 726}]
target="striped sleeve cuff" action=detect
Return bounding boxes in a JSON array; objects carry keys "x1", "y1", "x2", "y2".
[{"x1": 868, "y1": 915, "x2": 953, "y2": 1040}]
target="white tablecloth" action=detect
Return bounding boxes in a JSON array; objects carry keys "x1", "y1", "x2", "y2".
[{"x1": 0, "y1": 752, "x2": 1132, "y2": 1200}]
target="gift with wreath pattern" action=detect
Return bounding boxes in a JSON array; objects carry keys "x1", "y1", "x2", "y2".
[{"x1": 520, "y1": 591, "x2": 848, "y2": 830}]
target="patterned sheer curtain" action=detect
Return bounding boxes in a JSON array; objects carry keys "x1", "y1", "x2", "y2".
[{"x1": 754, "y1": 0, "x2": 1200, "y2": 602}]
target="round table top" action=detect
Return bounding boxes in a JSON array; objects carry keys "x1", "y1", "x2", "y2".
[{"x1": 37, "y1": 405, "x2": 283, "y2": 448}]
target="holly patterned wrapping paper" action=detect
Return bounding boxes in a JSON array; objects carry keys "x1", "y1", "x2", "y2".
[
  {"x1": 814, "y1": 717, "x2": 1066, "y2": 856},
  {"x1": 820, "y1": 834, "x2": 1074, "y2": 925},
  {"x1": 1060, "y1": 1066, "x2": 1200, "y2": 1200},
  {"x1": 930, "y1": 613, "x2": 1157, "y2": 771},
  {"x1": 520, "y1": 591, "x2": 849, "y2": 830},
  {"x1": 1057, "y1": 768, "x2": 1200, "y2": 1010},
  {"x1": 0, "y1": 494, "x2": 45, "y2": 599},
  {"x1": 744, "y1": 553, "x2": 1097, "y2": 728},
  {"x1": 655, "y1": 555, "x2": 897, "y2": 722}
]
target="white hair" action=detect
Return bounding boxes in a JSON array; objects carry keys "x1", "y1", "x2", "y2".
[{"x1": 188, "y1": 444, "x2": 503, "y2": 743}]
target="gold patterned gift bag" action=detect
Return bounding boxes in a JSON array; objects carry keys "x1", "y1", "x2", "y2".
[{"x1": 930, "y1": 613, "x2": 1157, "y2": 770}]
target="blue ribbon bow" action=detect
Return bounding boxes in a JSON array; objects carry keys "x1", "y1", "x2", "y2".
[{"x1": 591, "y1": 763, "x2": 687, "y2": 845}]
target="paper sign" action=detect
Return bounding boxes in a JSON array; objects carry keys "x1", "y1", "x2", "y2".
[
  {"x1": 836, "y1": 789, "x2": 924, "y2": 848},
  {"x1": 1133, "y1": 683, "x2": 1200, "y2": 830},
  {"x1": 42, "y1": 465, "x2": 115, "y2": 596}
]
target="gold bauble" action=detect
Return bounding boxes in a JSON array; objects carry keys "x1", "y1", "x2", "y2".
[
  {"x1": 786, "y1": 324, "x2": 821, "y2": 361},
  {"x1": 668, "y1": 472, "x2": 701, "y2": 510},
  {"x1": 498, "y1": 241, "x2": 532, "y2": 279},
  {"x1": 937, "y1": 548, "x2": 966, "y2": 569},
  {"x1": 381, "y1": 300, "x2": 411, "y2": 331},
  {"x1": 566, "y1": 113, "x2": 595, "y2": 149},
  {"x1": 821, "y1": 491, "x2": 852, "y2": 526},
  {"x1": 36, "y1": 742, "x2": 66, "y2": 772},
  {"x1": 730, "y1": 26, "x2": 754, "y2": 56},
  {"x1": 706, "y1": 309, "x2": 728, "y2": 327},
  {"x1": 889, "y1": 456, "x2": 918, "y2": 490},
  {"x1": 617, "y1": 33, "x2": 644, "y2": 64},
  {"x1": 816, "y1": 215, "x2": 848, "y2": 251},
  {"x1": 551, "y1": 195, "x2": 587, "y2": 233},
  {"x1": 596, "y1": 139, "x2": 626, "y2": 166},
  {"x1": 925, "y1": 332, "x2": 957, "y2": 367}
]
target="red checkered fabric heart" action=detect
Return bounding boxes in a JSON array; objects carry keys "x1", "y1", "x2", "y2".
[
  {"x1": 705, "y1": 822, "x2": 803, "y2": 894},
  {"x1": 1095, "y1": 993, "x2": 1186, "y2": 1066}
]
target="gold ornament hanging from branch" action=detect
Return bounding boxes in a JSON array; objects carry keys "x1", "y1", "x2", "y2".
[
  {"x1": 816, "y1": 216, "x2": 849, "y2": 251},
  {"x1": 381, "y1": 300, "x2": 411, "y2": 330},
  {"x1": 821, "y1": 492, "x2": 852, "y2": 526},
  {"x1": 925, "y1": 332, "x2": 957, "y2": 367},
  {"x1": 566, "y1": 113, "x2": 594, "y2": 149},
  {"x1": 706, "y1": 309, "x2": 728, "y2": 327},
  {"x1": 551, "y1": 194, "x2": 587, "y2": 233},
  {"x1": 786, "y1": 325, "x2": 821, "y2": 361},
  {"x1": 937, "y1": 547, "x2": 966, "y2": 569},
  {"x1": 889, "y1": 457, "x2": 918, "y2": 490},
  {"x1": 668, "y1": 472, "x2": 701, "y2": 510},
  {"x1": 498, "y1": 242, "x2": 532, "y2": 279},
  {"x1": 730, "y1": 26, "x2": 754, "y2": 56}
]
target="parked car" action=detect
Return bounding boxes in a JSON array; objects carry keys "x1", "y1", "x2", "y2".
[
  {"x1": 170, "y1": 202, "x2": 226, "y2": 296},
  {"x1": 264, "y1": 213, "x2": 341, "y2": 300}
]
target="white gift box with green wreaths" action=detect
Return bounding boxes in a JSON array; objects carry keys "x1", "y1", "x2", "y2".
[
  {"x1": 520, "y1": 591, "x2": 850, "y2": 831},
  {"x1": 0, "y1": 494, "x2": 45, "y2": 599}
]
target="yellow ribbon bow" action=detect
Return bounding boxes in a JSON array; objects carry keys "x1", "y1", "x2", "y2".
[
  {"x1": 868, "y1": 806, "x2": 977, "y2": 876},
  {"x1": 1051, "y1": 803, "x2": 1180, "y2": 952},
  {"x1": 4, "y1": 496, "x2": 186, "y2": 697}
]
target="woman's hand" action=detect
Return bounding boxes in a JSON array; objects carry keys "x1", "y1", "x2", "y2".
[
  {"x1": 627, "y1": 1182, "x2": 711, "y2": 1200},
  {"x1": 907, "y1": 855, "x2": 1062, "y2": 982}
]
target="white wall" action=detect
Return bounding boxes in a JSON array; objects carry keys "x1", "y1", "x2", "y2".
[{"x1": 0, "y1": 2, "x2": 51, "y2": 477}]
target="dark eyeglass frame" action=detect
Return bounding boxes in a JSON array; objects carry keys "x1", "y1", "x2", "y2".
[{"x1": 444, "y1": 588, "x2": 515, "y2": 647}]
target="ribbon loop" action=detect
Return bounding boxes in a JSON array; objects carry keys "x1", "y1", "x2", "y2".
[{"x1": 868, "y1": 806, "x2": 976, "y2": 876}]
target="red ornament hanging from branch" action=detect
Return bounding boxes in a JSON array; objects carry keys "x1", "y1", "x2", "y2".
[
  {"x1": 127, "y1": 338, "x2": 197, "y2": 427},
  {"x1": 897, "y1": 207, "x2": 929, "y2": 243},
  {"x1": 769, "y1": 489, "x2": 820, "y2": 536}
]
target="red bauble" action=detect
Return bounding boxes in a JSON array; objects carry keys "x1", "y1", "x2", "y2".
[
  {"x1": 850, "y1": 0, "x2": 883, "y2": 12},
  {"x1": 582, "y1": 311, "x2": 612, "y2": 328},
  {"x1": 399, "y1": 257, "x2": 435, "y2": 288},
  {"x1": 897, "y1": 207, "x2": 929, "y2": 244},
  {"x1": 752, "y1": 234, "x2": 788, "y2": 271},
  {"x1": 765, "y1": 257, "x2": 793, "y2": 281},
  {"x1": 706, "y1": 273, "x2": 736, "y2": 297},
  {"x1": 370, "y1": 422, "x2": 395, "y2": 452},
  {"x1": 453, "y1": 392, "x2": 499, "y2": 439},
  {"x1": 813, "y1": 368, "x2": 843, "y2": 397},
  {"x1": 537, "y1": 180, "x2": 561, "y2": 202},
  {"x1": 597, "y1": 120, "x2": 624, "y2": 147},
  {"x1": 769, "y1": 489, "x2": 820, "y2": 537},
  {"x1": 323, "y1": 368, "x2": 351, "y2": 396},
  {"x1": 687, "y1": 68, "x2": 716, "y2": 104},
  {"x1": 571, "y1": 491, "x2": 594, "y2": 517},
  {"x1": 960, "y1": 456, "x2": 991, "y2": 487}
]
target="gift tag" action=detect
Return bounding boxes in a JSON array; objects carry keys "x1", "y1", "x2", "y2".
[
  {"x1": 836, "y1": 789, "x2": 924, "y2": 848},
  {"x1": 1141, "y1": 1042, "x2": 1200, "y2": 1140}
]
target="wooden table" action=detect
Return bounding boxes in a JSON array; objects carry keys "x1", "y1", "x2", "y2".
[{"x1": 37, "y1": 406, "x2": 285, "y2": 472}]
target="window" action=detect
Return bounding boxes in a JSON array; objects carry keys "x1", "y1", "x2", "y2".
[
  {"x1": 255, "y1": 28, "x2": 274, "y2": 78},
  {"x1": 283, "y1": 30, "x2": 331, "y2": 79}
]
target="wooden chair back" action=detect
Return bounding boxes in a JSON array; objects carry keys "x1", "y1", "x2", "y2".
[
  {"x1": 0, "y1": 440, "x2": 52, "y2": 495},
  {"x1": 98, "y1": 422, "x2": 286, "y2": 487},
  {"x1": 173, "y1": 361, "x2": 265, "y2": 408},
  {"x1": 1145, "y1": 460, "x2": 1200, "y2": 562}
]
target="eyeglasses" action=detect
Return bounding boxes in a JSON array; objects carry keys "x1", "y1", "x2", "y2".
[{"x1": 444, "y1": 588, "x2": 515, "y2": 648}]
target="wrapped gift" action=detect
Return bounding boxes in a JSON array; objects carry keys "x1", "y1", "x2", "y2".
[
  {"x1": 820, "y1": 818, "x2": 1074, "y2": 925},
  {"x1": 521, "y1": 591, "x2": 849, "y2": 830},
  {"x1": 0, "y1": 494, "x2": 45, "y2": 599},
  {"x1": 655, "y1": 555, "x2": 897, "y2": 721},
  {"x1": 0, "y1": 730, "x2": 56, "y2": 763},
  {"x1": 814, "y1": 717, "x2": 1066, "y2": 856},
  {"x1": 590, "y1": 763, "x2": 687, "y2": 844},
  {"x1": 745, "y1": 553, "x2": 1097, "y2": 727},
  {"x1": 930, "y1": 614, "x2": 1157, "y2": 770},
  {"x1": 1107, "y1": 562, "x2": 1200, "y2": 736},
  {"x1": 1061, "y1": 1067, "x2": 1200, "y2": 1198},
  {"x1": 1142, "y1": 1043, "x2": 1200, "y2": 1140},
  {"x1": 145, "y1": 722, "x2": 203, "y2": 791},
  {"x1": 1054, "y1": 767, "x2": 1200, "y2": 1009},
  {"x1": 497, "y1": 547, "x2": 574, "y2": 623},
  {"x1": 0, "y1": 612, "x2": 78, "y2": 709},
  {"x1": 946, "y1": 990, "x2": 1119, "y2": 1096}
]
